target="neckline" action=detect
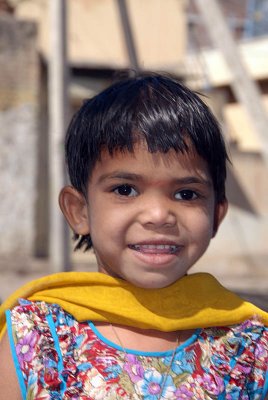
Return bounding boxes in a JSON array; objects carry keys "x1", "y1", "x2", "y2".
[{"x1": 88, "y1": 321, "x2": 201, "y2": 357}]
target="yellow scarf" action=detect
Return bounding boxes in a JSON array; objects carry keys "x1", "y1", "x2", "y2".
[{"x1": 1, "y1": 271, "x2": 267, "y2": 340}]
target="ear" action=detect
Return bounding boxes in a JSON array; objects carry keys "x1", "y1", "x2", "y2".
[
  {"x1": 59, "y1": 186, "x2": 90, "y2": 235},
  {"x1": 212, "y1": 199, "x2": 228, "y2": 238}
]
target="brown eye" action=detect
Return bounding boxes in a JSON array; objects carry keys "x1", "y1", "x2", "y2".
[
  {"x1": 175, "y1": 190, "x2": 198, "y2": 201},
  {"x1": 114, "y1": 185, "x2": 138, "y2": 197}
]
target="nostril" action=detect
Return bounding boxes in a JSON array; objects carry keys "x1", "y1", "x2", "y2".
[{"x1": 140, "y1": 210, "x2": 177, "y2": 229}]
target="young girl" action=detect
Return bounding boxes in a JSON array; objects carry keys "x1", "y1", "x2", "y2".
[{"x1": 0, "y1": 74, "x2": 267, "y2": 399}]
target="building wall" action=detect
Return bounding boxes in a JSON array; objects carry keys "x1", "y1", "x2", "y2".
[
  {"x1": 0, "y1": 15, "x2": 39, "y2": 261},
  {"x1": 191, "y1": 88, "x2": 268, "y2": 293}
]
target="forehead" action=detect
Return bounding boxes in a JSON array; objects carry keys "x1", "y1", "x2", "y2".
[{"x1": 90, "y1": 143, "x2": 212, "y2": 184}]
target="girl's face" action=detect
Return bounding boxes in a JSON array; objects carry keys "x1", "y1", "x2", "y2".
[{"x1": 61, "y1": 143, "x2": 227, "y2": 289}]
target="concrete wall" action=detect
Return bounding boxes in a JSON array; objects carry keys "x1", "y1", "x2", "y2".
[{"x1": 0, "y1": 15, "x2": 39, "y2": 262}]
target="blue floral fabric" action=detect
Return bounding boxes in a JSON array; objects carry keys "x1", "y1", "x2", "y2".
[{"x1": 6, "y1": 300, "x2": 268, "y2": 399}]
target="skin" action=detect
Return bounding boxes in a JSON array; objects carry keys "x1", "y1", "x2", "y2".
[
  {"x1": 0, "y1": 332, "x2": 22, "y2": 399},
  {"x1": 60, "y1": 143, "x2": 228, "y2": 289},
  {"x1": 0, "y1": 143, "x2": 228, "y2": 398},
  {"x1": 58, "y1": 143, "x2": 228, "y2": 353}
]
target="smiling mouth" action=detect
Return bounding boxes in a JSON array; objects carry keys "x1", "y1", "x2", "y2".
[{"x1": 128, "y1": 244, "x2": 179, "y2": 254}]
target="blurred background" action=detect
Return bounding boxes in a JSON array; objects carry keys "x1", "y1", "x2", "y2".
[{"x1": 0, "y1": 0, "x2": 267, "y2": 309}]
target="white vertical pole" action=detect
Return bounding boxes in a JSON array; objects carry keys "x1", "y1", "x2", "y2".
[{"x1": 48, "y1": 0, "x2": 70, "y2": 272}]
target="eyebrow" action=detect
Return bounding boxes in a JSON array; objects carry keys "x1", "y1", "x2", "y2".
[
  {"x1": 97, "y1": 171, "x2": 212, "y2": 187},
  {"x1": 97, "y1": 172, "x2": 142, "y2": 183}
]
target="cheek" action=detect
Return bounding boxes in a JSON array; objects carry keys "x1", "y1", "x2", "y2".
[
  {"x1": 186, "y1": 209, "x2": 215, "y2": 241},
  {"x1": 201, "y1": 214, "x2": 215, "y2": 237},
  {"x1": 88, "y1": 202, "x2": 129, "y2": 239}
]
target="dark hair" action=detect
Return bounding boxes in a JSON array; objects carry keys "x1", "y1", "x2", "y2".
[{"x1": 65, "y1": 74, "x2": 229, "y2": 251}]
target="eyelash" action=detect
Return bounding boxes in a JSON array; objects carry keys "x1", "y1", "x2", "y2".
[
  {"x1": 113, "y1": 184, "x2": 138, "y2": 197},
  {"x1": 175, "y1": 190, "x2": 199, "y2": 201},
  {"x1": 112, "y1": 184, "x2": 200, "y2": 201}
]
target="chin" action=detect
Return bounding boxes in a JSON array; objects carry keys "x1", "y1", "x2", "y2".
[{"x1": 131, "y1": 275, "x2": 179, "y2": 290}]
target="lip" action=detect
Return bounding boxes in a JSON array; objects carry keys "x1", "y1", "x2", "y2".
[{"x1": 128, "y1": 240, "x2": 183, "y2": 266}]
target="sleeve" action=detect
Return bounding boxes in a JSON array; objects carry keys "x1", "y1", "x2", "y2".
[
  {"x1": 6, "y1": 308, "x2": 27, "y2": 399},
  {"x1": 247, "y1": 325, "x2": 268, "y2": 400},
  {"x1": 5, "y1": 299, "x2": 52, "y2": 399}
]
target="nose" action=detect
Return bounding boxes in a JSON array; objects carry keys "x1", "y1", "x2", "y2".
[{"x1": 138, "y1": 195, "x2": 177, "y2": 229}]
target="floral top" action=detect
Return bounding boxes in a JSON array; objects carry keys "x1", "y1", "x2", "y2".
[{"x1": 6, "y1": 299, "x2": 268, "y2": 400}]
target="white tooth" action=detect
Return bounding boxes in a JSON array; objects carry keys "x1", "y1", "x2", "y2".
[{"x1": 132, "y1": 244, "x2": 178, "y2": 251}]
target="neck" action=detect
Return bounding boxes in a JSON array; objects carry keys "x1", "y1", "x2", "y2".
[{"x1": 94, "y1": 322, "x2": 195, "y2": 352}]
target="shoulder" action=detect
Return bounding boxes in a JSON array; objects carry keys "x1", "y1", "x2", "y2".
[
  {"x1": 204, "y1": 318, "x2": 268, "y2": 345},
  {"x1": 5, "y1": 300, "x2": 77, "y2": 398},
  {"x1": 200, "y1": 319, "x2": 268, "y2": 397},
  {"x1": 9, "y1": 298, "x2": 58, "y2": 318},
  {"x1": 7, "y1": 299, "x2": 76, "y2": 348},
  {"x1": 201, "y1": 319, "x2": 268, "y2": 361},
  {"x1": 7, "y1": 298, "x2": 71, "y2": 330}
]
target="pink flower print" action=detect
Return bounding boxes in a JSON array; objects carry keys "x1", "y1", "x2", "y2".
[
  {"x1": 124, "y1": 354, "x2": 144, "y2": 383},
  {"x1": 175, "y1": 384, "x2": 195, "y2": 398},
  {"x1": 196, "y1": 373, "x2": 224, "y2": 396},
  {"x1": 255, "y1": 342, "x2": 267, "y2": 359},
  {"x1": 16, "y1": 332, "x2": 37, "y2": 364},
  {"x1": 230, "y1": 361, "x2": 251, "y2": 381}
]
